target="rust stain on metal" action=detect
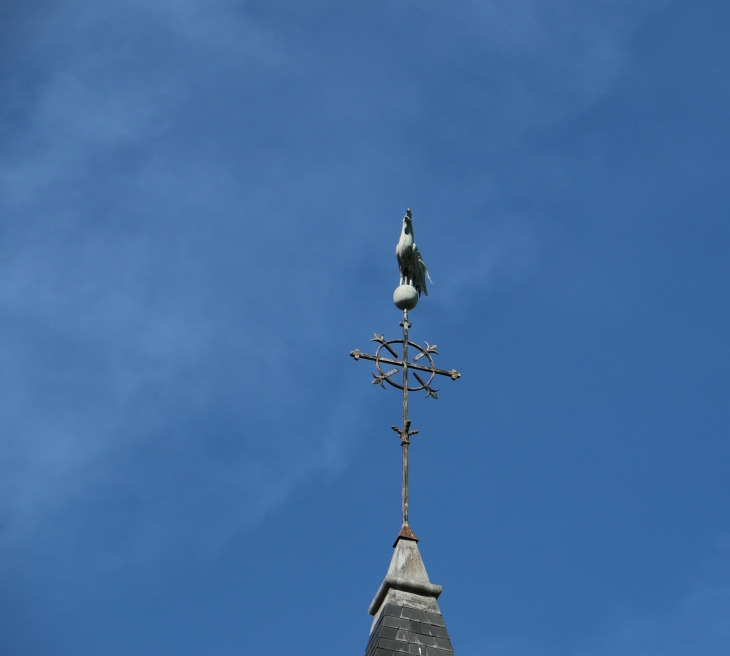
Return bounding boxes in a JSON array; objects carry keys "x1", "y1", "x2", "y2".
[{"x1": 393, "y1": 524, "x2": 420, "y2": 547}]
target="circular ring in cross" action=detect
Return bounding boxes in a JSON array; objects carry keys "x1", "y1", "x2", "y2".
[{"x1": 372, "y1": 338, "x2": 441, "y2": 396}]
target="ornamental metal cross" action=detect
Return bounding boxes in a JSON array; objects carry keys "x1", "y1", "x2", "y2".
[{"x1": 350, "y1": 308, "x2": 461, "y2": 542}]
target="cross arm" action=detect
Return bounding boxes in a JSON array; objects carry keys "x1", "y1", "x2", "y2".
[{"x1": 349, "y1": 349, "x2": 461, "y2": 381}]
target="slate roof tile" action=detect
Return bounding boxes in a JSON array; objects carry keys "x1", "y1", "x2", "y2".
[{"x1": 364, "y1": 604, "x2": 455, "y2": 656}]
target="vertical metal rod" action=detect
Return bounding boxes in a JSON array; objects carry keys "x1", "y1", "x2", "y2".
[{"x1": 402, "y1": 309, "x2": 410, "y2": 527}]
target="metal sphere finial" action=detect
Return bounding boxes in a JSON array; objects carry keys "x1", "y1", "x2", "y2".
[{"x1": 393, "y1": 284, "x2": 419, "y2": 310}]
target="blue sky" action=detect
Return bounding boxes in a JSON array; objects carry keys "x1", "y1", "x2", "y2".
[{"x1": 1, "y1": 1, "x2": 729, "y2": 654}]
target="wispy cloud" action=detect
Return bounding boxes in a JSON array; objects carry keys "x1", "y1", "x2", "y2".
[{"x1": 0, "y1": 0, "x2": 657, "y2": 568}]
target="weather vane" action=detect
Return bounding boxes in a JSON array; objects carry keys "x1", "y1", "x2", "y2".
[{"x1": 350, "y1": 208, "x2": 461, "y2": 544}]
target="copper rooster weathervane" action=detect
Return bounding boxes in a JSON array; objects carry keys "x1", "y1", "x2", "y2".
[{"x1": 350, "y1": 208, "x2": 461, "y2": 544}]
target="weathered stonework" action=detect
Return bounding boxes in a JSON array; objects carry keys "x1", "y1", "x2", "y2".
[{"x1": 364, "y1": 538, "x2": 455, "y2": 656}]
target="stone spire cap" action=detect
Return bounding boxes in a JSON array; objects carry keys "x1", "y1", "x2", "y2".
[
  {"x1": 363, "y1": 537, "x2": 454, "y2": 656},
  {"x1": 368, "y1": 537, "x2": 443, "y2": 616}
]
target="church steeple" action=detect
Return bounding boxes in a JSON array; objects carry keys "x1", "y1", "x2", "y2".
[{"x1": 350, "y1": 210, "x2": 461, "y2": 656}]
